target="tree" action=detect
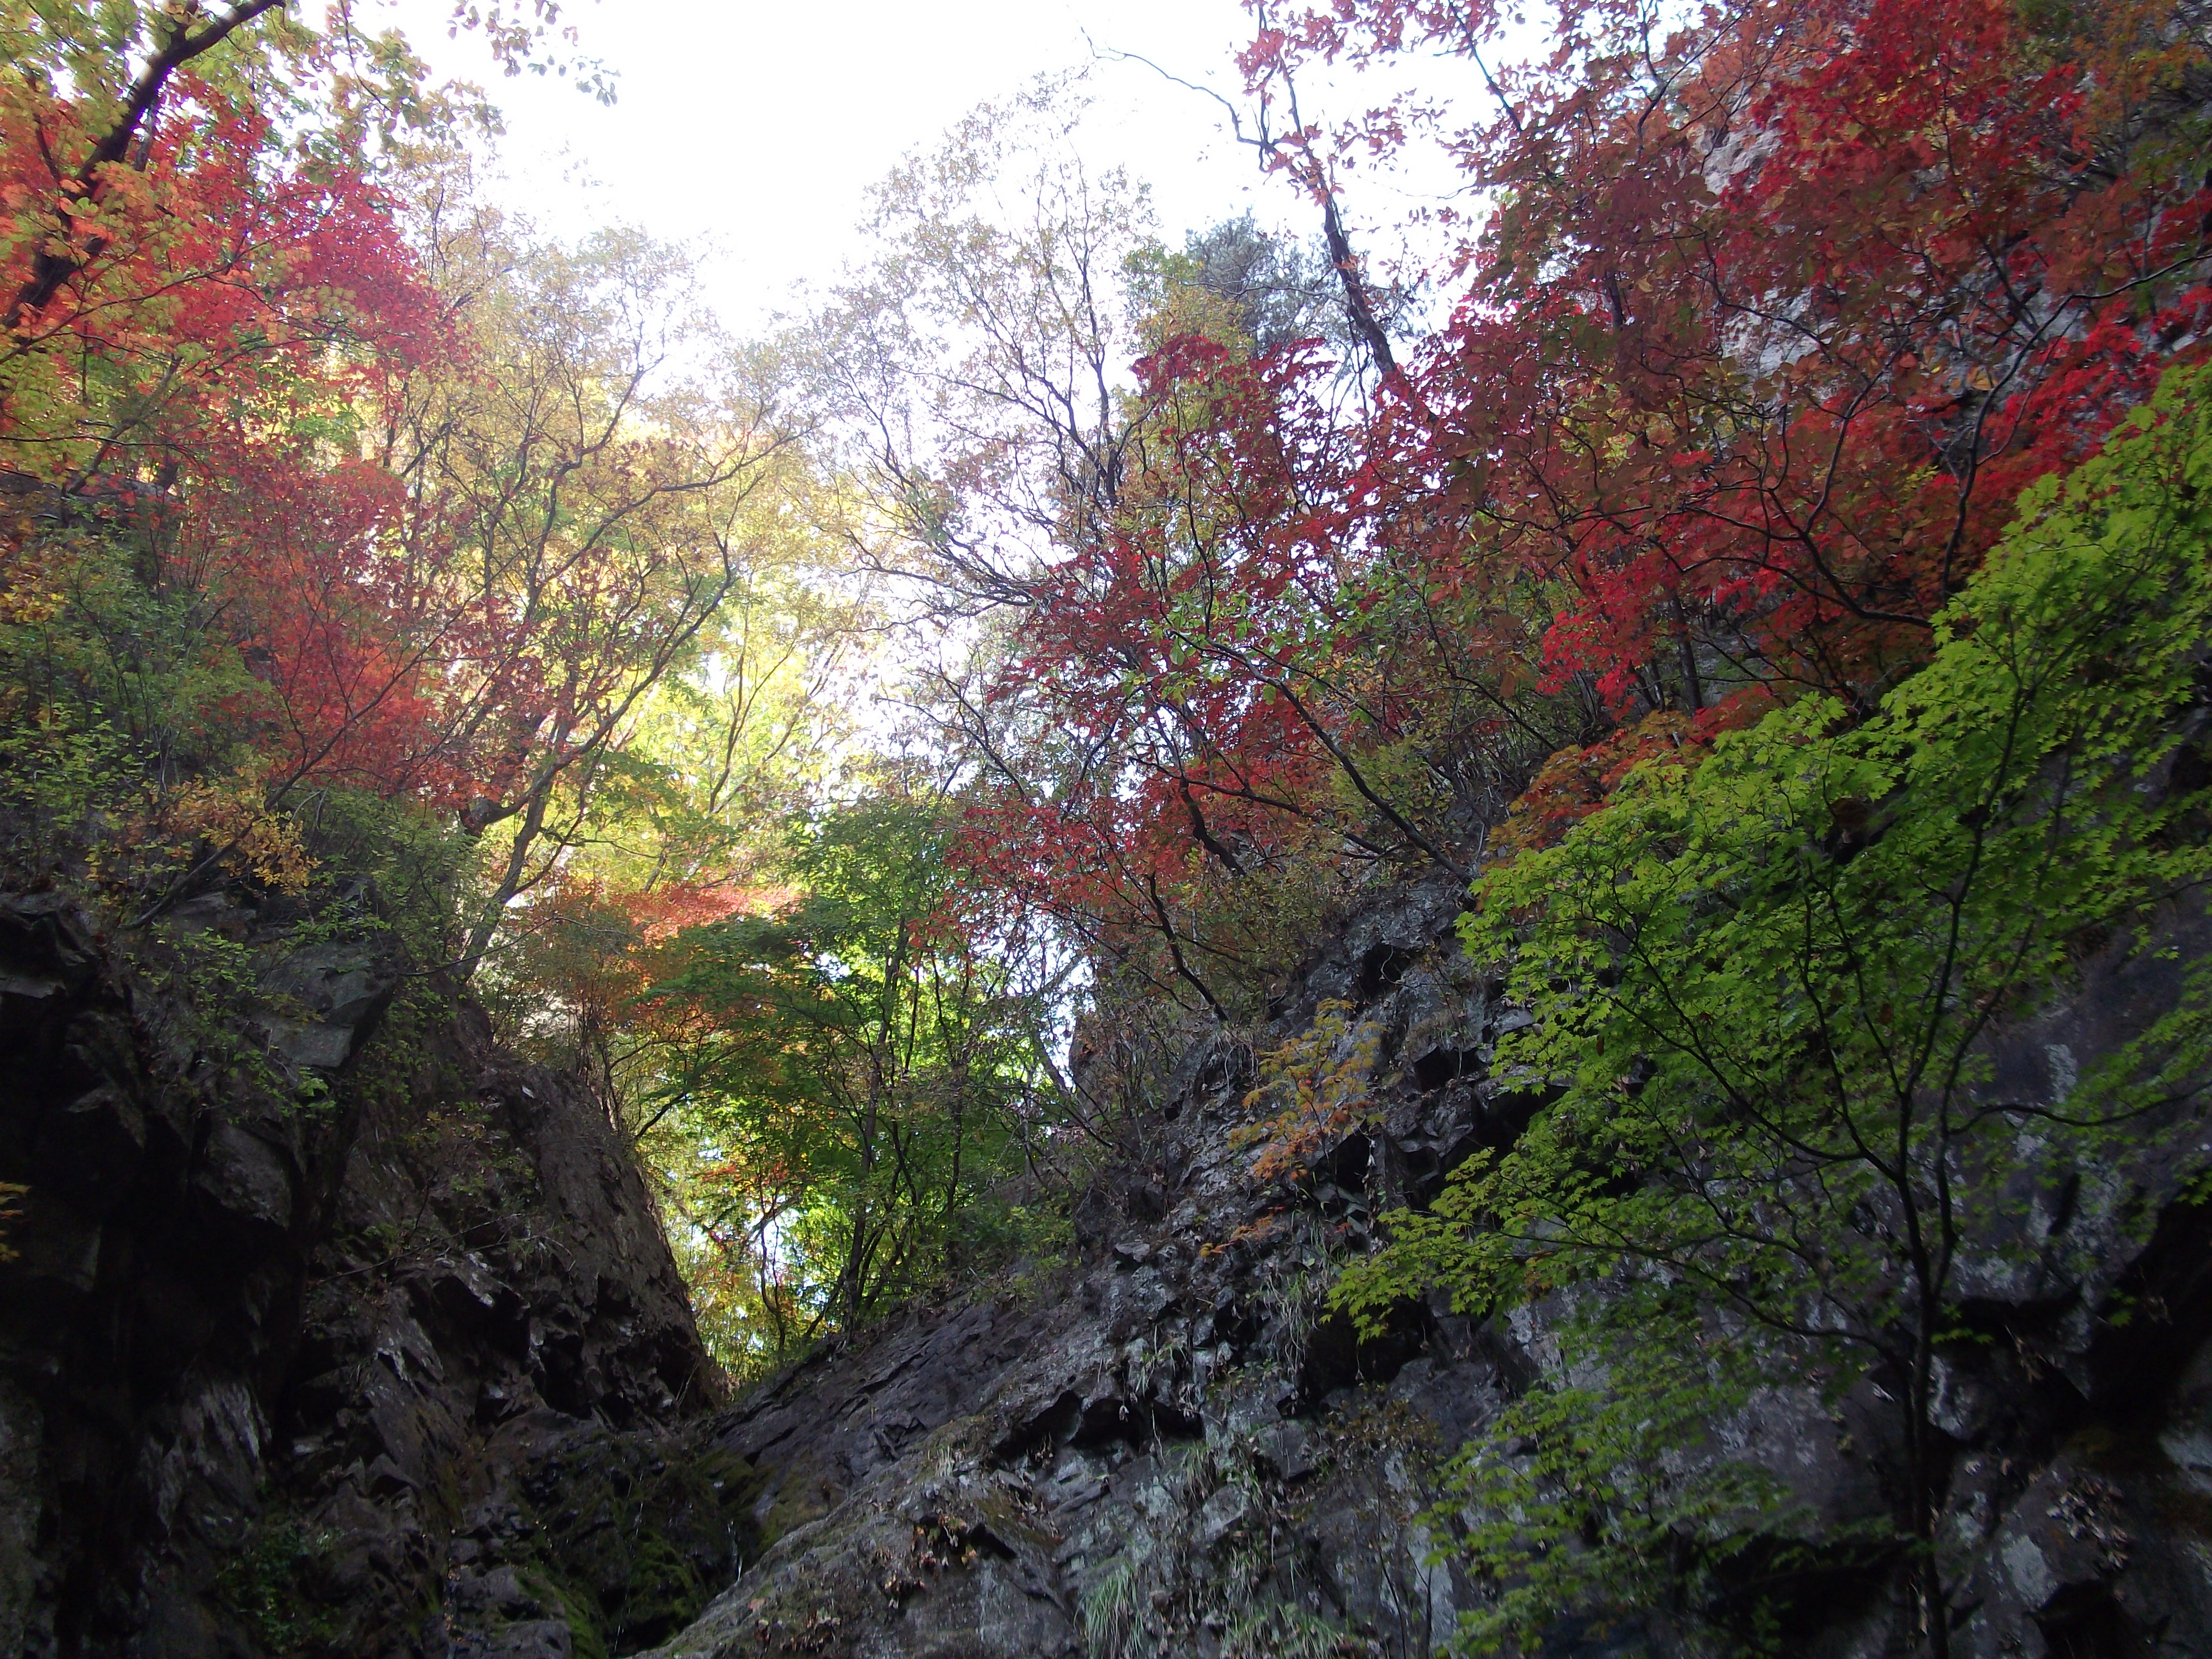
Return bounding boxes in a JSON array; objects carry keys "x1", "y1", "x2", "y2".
[
  {"x1": 465, "y1": 481, "x2": 874, "y2": 1114},
  {"x1": 0, "y1": 0, "x2": 589, "y2": 481},
  {"x1": 368, "y1": 216, "x2": 787, "y2": 975},
  {"x1": 909, "y1": 0, "x2": 2211, "y2": 1061},
  {"x1": 946, "y1": 291, "x2": 1576, "y2": 1026},
  {"x1": 0, "y1": 1, "x2": 459, "y2": 906},
  {"x1": 0, "y1": 1, "x2": 732, "y2": 972},
  {"x1": 1335, "y1": 362, "x2": 2212, "y2": 1653},
  {"x1": 1124, "y1": 215, "x2": 1343, "y2": 361},
  {"x1": 641, "y1": 792, "x2": 1061, "y2": 1360},
  {"x1": 1240, "y1": 0, "x2": 2212, "y2": 712},
  {"x1": 803, "y1": 72, "x2": 1156, "y2": 611}
]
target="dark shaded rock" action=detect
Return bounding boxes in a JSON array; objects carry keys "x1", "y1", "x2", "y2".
[
  {"x1": 0, "y1": 885, "x2": 734, "y2": 1659},
  {"x1": 192, "y1": 1118, "x2": 296, "y2": 1236},
  {"x1": 30, "y1": 1086, "x2": 145, "y2": 1217},
  {"x1": 7, "y1": 807, "x2": 2212, "y2": 1659},
  {"x1": 258, "y1": 936, "x2": 402, "y2": 1072}
]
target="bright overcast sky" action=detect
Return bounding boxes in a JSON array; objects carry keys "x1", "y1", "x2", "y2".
[{"x1": 378, "y1": 0, "x2": 1460, "y2": 334}]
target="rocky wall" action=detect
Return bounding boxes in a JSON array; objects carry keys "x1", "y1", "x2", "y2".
[
  {"x1": 9, "y1": 850, "x2": 2212, "y2": 1659},
  {"x1": 644, "y1": 871, "x2": 2212, "y2": 1659},
  {"x1": 0, "y1": 886, "x2": 740, "y2": 1658}
]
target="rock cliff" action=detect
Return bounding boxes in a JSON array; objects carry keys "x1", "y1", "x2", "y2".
[
  {"x1": 644, "y1": 873, "x2": 2212, "y2": 1659},
  {"x1": 0, "y1": 886, "x2": 742, "y2": 1658},
  {"x1": 7, "y1": 863, "x2": 2212, "y2": 1658}
]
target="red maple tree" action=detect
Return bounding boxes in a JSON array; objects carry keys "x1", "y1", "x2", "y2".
[{"x1": 949, "y1": 0, "x2": 2210, "y2": 1017}]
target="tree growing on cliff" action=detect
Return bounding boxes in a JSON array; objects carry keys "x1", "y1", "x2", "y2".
[
  {"x1": 0, "y1": 2, "x2": 455, "y2": 902},
  {"x1": 0, "y1": 2, "x2": 809, "y2": 985},
  {"x1": 1337, "y1": 363, "x2": 2212, "y2": 1653},
  {"x1": 859, "y1": 0, "x2": 2212, "y2": 1065},
  {"x1": 1239, "y1": 0, "x2": 2212, "y2": 713}
]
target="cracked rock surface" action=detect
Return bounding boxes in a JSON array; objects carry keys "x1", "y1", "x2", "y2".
[
  {"x1": 8, "y1": 862, "x2": 2212, "y2": 1657},
  {"x1": 646, "y1": 874, "x2": 2212, "y2": 1659},
  {"x1": 0, "y1": 886, "x2": 738, "y2": 1658}
]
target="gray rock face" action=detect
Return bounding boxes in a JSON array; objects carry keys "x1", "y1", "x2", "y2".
[
  {"x1": 0, "y1": 888, "x2": 735, "y2": 1658},
  {"x1": 8, "y1": 848, "x2": 2212, "y2": 1659},
  {"x1": 640, "y1": 874, "x2": 1507, "y2": 1659},
  {"x1": 258, "y1": 938, "x2": 401, "y2": 1071},
  {"x1": 638, "y1": 871, "x2": 2212, "y2": 1659}
]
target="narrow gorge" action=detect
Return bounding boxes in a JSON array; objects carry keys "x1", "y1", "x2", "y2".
[
  {"x1": 4, "y1": 1, "x2": 2210, "y2": 1655},
  {"x1": 8, "y1": 836, "x2": 2212, "y2": 1656}
]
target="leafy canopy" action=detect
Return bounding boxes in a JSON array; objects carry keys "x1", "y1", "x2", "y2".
[{"x1": 641, "y1": 794, "x2": 1062, "y2": 1370}]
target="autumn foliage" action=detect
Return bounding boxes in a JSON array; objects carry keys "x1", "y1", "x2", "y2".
[
  {"x1": 1, "y1": 36, "x2": 464, "y2": 808},
  {"x1": 0, "y1": 9, "x2": 774, "y2": 981},
  {"x1": 948, "y1": 0, "x2": 2212, "y2": 1017},
  {"x1": 1329, "y1": 0, "x2": 2212, "y2": 703},
  {"x1": 2, "y1": 0, "x2": 2206, "y2": 1386}
]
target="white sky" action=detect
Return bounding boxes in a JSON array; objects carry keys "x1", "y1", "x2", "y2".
[{"x1": 378, "y1": 0, "x2": 1467, "y2": 335}]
